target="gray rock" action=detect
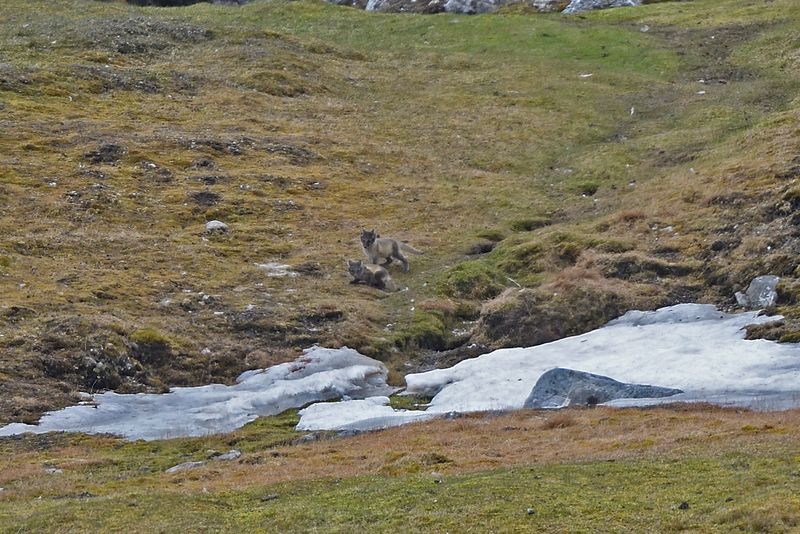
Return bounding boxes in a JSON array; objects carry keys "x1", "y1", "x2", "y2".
[
  {"x1": 443, "y1": 0, "x2": 499, "y2": 13},
  {"x1": 204, "y1": 220, "x2": 229, "y2": 234},
  {"x1": 212, "y1": 449, "x2": 242, "y2": 461},
  {"x1": 365, "y1": 0, "x2": 443, "y2": 12},
  {"x1": 363, "y1": 0, "x2": 565, "y2": 13},
  {"x1": 165, "y1": 460, "x2": 206, "y2": 473},
  {"x1": 528, "y1": 0, "x2": 569, "y2": 11},
  {"x1": 562, "y1": 0, "x2": 639, "y2": 14},
  {"x1": 524, "y1": 368, "x2": 683, "y2": 408},
  {"x1": 735, "y1": 275, "x2": 780, "y2": 309}
]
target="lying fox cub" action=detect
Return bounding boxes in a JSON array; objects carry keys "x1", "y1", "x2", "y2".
[{"x1": 347, "y1": 259, "x2": 397, "y2": 292}]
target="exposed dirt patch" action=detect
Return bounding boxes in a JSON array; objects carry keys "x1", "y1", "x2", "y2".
[
  {"x1": 72, "y1": 64, "x2": 161, "y2": 94},
  {"x1": 82, "y1": 142, "x2": 126, "y2": 164},
  {"x1": 81, "y1": 16, "x2": 214, "y2": 55}
]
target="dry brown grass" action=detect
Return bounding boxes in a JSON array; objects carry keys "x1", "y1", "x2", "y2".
[
  {"x1": 152, "y1": 406, "x2": 800, "y2": 492},
  {"x1": 540, "y1": 411, "x2": 578, "y2": 429},
  {"x1": 609, "y1": 209, "x2": 648, "y2": 224}
]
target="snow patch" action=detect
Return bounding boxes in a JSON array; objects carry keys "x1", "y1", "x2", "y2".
[
  {"x1": 296, "y1": 396, "x2": 436, "y2": 432},
  {"x1": 4, "y1": 304, "x2": 800, "y2": 439},
  {"x1": 0, "y1": 347, "x2": 395, "y2": 441},
  {"x1": 298, "y1": 304, "x2": 800, "y2": 430}
]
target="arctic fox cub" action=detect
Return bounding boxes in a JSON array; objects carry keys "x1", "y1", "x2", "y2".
[
  {"x1": 347, "y1": 259, "x2": 397, "y2": 292},
  {"x1": 360, "y1": 229, "x2": 422, "y2": 273}
]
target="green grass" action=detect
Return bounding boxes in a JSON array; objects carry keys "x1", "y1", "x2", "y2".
[
  {"x1": 3, "y1": 444, "x2": 798, "y2": 532},
  {"x1": 3, "y1": 405, "x2": 800, "y2": 531}
]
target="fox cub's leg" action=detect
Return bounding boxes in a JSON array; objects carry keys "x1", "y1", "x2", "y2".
[{"x1": 396, "y1": 251, "x2": 409, "y2": 272}]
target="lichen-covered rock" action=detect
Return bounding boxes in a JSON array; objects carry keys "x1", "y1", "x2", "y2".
[
  {"x1": 524, "y1": 367, "x2": 682, "y2": 408},
  {"x1": 735, "y1": 275, "x2": 780, "y2": 309},
  {"x1": 443, "y1": 0, "x2": 500, "y2": 13},
  {"x1": 165, "y1": 461, "x2": 205, "y2": 473},
  {"x1": 366, "y1": 0, "x2": 445, "y2": 13},
  {"x1": 562, "y1": 0, "x2": 639, "y2": 14},
  {"x1": 205, "y1": 220, "x2": 229, "y2": 234}
]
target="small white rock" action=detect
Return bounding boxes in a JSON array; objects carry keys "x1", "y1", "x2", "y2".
[
  {"x1": 213, "y1": 449, "x2": 242, "y2": 462},
  {"x1": 205, "y1": 220, "x2": 229, "y2": 234},
  {"x1": 165, "y1": 461, "x2": 206, "y2": 474}
]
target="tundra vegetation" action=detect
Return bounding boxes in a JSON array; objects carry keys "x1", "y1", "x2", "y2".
[{"x1": 2, "y1": 0, "x2": 800, "y2": 530}]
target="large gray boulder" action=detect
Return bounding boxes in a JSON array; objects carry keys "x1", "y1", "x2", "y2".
[
  {"x1": 735, "y1": 275, "x2": 780, "y2": 309},
  {"x1": 524, "y1": 367, "x2": 682, "y2": 408},
  {"x1": 562, "y1": 0, "x2": 639, "y2": 14}
]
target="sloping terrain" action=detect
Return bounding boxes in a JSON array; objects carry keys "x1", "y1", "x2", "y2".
[
  {"x1": 2, "y1": 0, "x2": 798, "y2": 423},
  {"x1": 2, "y1": 405, "x2": 800, "y2": 531},
  {"x1": 2, "y1": 0, "x2": 800, "y2": 530}
]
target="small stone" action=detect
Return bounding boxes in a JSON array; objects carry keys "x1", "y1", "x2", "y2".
[
  {"x1": 678, "y1": 501, "x2": 689, "y2": 510},
  {"x1": 165, "y1": 460, "x2": 206, "y2": 473},
  {"x1": 261, "y1": 494, "x2": 279, "y2": 502},
  {"x1": 205, "y1": 220, "x2": 229, "y2": 234},
  {"x1": 213, "y1": 449, "x2": 242, "y2": 462},
  {"x1": 44, "y1": 467, "x2": 63, "y2": 475},
  {"x1": 526, "y1": 508, "x2": 536, "y2": 515}
]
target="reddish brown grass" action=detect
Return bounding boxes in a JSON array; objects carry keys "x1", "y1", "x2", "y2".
[{"x1": 165, "y1": 406, "x2": 800, "y2": 492}]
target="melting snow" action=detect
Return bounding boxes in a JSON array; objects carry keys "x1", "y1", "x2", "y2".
[
  {"x1": 3, "y1": 304, "x2": 800, "y2": 440},
  {"x1": 298, "y1": 304, "x2": 800, "y2": 431},
  {"x1": 0, "y1": 347, "x2": 395, "y2": 441}
]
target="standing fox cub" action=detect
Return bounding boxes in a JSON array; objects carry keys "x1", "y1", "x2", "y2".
[
  {"x1": 347, "y1": 260, "x2": 397, "y2": 292},
  {"x1": 360, "y1": 229, "x2": 423, "y2": 273}
]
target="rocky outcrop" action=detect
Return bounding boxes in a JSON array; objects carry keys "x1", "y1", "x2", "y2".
[
  {"x1": 343, "y1": 0, "x2": 643, "y2": 13},
  {"x1": 364, "y1": 0, "x2": 568, "y2": 13},
  {"x1": 562, "y1": 0, "x2": 639, "y2": 14},
  {"x1": 524, "y1": 367, "x2": 683, "y2": 408},
  {"x1": 127, "y1": 0, "x2": 247, "y2": 6}
]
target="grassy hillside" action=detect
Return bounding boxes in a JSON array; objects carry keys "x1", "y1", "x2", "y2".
[
  {"x1": 3, "y1": 0, "x2": 800, "y2": 421},
  {"x1": 3, "y1": 0, "x2": 800, "y2": 529}
]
